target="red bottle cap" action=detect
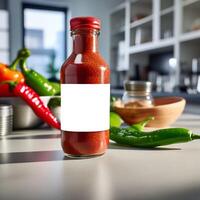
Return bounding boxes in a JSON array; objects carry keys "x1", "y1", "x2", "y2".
[{"x1": 70, "y1": 16, "x2": 101, "y2": 31}]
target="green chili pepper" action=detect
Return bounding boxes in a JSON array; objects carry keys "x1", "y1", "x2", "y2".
[
  {"x1": 18, "y1": 48, "x2": 60, "y2": 96},
  {"x1": 50, "y1": 82, "x2": 60, "y2": 95},
  {"x1": 110, "y1": 117, "x2": 200, "y2": 148},
  {"x1": 110, "y1": 127, "x2": 200, "y2": 148}
]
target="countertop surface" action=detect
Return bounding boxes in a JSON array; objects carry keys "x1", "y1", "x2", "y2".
[{"x1": 1, "y1": 114, "x2": 200, "y2": 200}]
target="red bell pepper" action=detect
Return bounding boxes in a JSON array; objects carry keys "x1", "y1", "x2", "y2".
[{"x1": 0, "y1": 49, "x2": 28, "y2": 97}]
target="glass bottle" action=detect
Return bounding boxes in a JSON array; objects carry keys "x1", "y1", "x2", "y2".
[{"x1": 60, "y1": 17, "x2": 110, "y2": 158}]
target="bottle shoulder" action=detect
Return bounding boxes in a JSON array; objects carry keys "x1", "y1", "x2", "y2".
[
  {"x1": 61, "y1": 52, "x2": 109, "y2": 69},
  {"x1": 60, "y1": 52, "x2": 110, "y2": 84}
]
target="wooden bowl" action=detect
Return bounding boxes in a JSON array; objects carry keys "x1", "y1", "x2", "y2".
[{"x1": 113, "y1": 97, "x2": 186, "y2": 128}]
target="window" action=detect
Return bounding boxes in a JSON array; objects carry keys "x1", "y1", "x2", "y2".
[{"x1": 22, "y1": 4, "x2": 67, "y2": 81}]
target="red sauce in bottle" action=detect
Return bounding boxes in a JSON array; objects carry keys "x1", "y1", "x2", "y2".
[{"x1": 60, "y1": 17, "x2": 110, "y2": 157}]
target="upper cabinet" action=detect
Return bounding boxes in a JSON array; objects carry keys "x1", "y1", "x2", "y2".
[
  {"x1": 160, "y1": 0, "x2": 174, "y2": 40},
  {"x1": 130, "y1": 0, "x2": 153, "y2": 46},
  {"x1": 181, "y1": 0, "x2": 200, "y2": 41}
]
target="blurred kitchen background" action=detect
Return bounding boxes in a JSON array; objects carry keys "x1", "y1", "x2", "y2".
[{"x1": 0, "y1": 0, "x2": 200, "y2": 103}]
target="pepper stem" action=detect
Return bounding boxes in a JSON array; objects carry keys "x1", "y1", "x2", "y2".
[
  {"x1": 19, "y1": 59, "x2": 29, "y2": 72},
  {"x1": 9, "y1": 48, "x2": 31, "y2": 71},
  {"x1": 130, "y1": 116, "x2": 155, "y2": 131},
  {"x1": 191, "y1": 134, "x2": 200, "y2": 140},
  {"x1": 9, "y1": 56, "x2": 20, "y2": 70}
]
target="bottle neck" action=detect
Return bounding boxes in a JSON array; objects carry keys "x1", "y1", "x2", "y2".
[{"x1": 72, "y1": 29, "x2": 99, "y2": 53}]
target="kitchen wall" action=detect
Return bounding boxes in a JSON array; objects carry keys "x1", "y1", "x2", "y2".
[
  {"x1": 0, "y1": 0, "x2": 6, "y2": 9},
  {"x1": 1, "y1": 0, "x2": 123, "y2": 64}
]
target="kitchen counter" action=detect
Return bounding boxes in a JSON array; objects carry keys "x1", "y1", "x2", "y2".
[{"x1": 1, "y1": 114, "x2": 200, "y2": 200}]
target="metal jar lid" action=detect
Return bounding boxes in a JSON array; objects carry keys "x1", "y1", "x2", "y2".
[
  {"x1": 0, "y1": 105, "x2": 13, "y2": 117},
  {"x1": 124, "y1": 81, "x2": 152, "y2": 93}
]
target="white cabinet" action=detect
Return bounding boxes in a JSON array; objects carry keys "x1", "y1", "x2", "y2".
[{"x1": 110, "y1": 0, "x2": 200, "y2": 89}]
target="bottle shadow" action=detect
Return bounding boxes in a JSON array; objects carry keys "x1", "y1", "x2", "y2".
[
  {"x1": 0, "y1": 150, "x2": 64, "y2": 164},
  {"x1": 0, "y1": 134, "x2": 61, "y2": 140},
  {"x1": 0, "y1": 149, "x2": 103, "y2": 164}
]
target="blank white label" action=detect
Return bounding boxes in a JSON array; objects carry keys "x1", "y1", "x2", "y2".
[{"x1": 61, "y1": 84, "x2": 110, "y2": 132}]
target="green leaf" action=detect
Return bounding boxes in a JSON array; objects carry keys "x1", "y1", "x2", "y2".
[
  {"x1": 110, "y1": 112, "x2": 122, "y2": 128},
  {"x1": 47, "y1": 97, "x2": 61, "y2": 109}
]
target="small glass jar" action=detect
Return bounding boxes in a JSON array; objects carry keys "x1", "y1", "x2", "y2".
[{"x1": 122, "y1": 81, "x2": 154, "y2": 108}]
